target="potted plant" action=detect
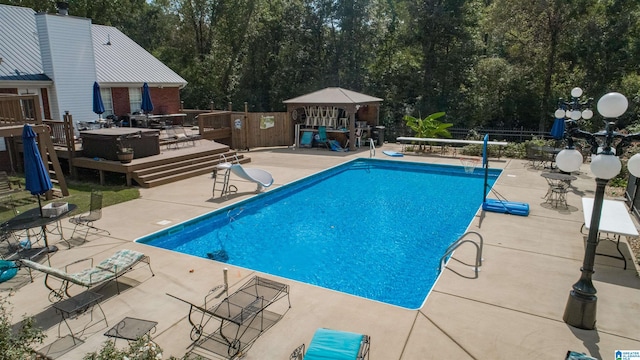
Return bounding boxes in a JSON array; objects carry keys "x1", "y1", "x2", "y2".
[{"x1": 116, "y1": 136, "x2": 134, "y2": 163}]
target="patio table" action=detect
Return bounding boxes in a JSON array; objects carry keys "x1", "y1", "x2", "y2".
[{"x1": 581, "y1": 197, "x2": 638, "y2": 269}]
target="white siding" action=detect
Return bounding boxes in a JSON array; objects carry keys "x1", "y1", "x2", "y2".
[{"x1": 36, "y1": 13, "x2": 96, "y2": 122}]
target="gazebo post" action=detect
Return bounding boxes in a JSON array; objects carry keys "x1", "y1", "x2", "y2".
[{"x1": 348, "y1": 104, "x2": 356, "y2": 151}]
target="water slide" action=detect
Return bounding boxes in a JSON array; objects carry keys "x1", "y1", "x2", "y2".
[{"x1": 229, "y1": 164, "x2": 274, "y2": 192}]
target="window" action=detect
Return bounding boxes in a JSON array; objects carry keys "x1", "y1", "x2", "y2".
[
  {"x1": 18, "y1": 89, "x2": 37, "y2": 119},
  {"x1": 100, "y1": 88, "x2": 113, "y2": 117},
  {"x1": 129, "y1": 87, "x2": 142, "y2": 114}
]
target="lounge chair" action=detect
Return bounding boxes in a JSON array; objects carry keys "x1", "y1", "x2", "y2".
[
  {"x1": 18, "y1": 249, "x2": 154, "y2": 302},
  {"x1": 168, "y1": 276, "x2": 291, "y2": 357},
  {"x1": 290, "y1": 328, "x2": 371, "y2": 360},
  {"x1": 316, "y1": 126, "x2": 331, "y2": 149},
  {"x1": 300, "y1": 131, "x2": 314, "y2": 148},
  {"x1": 165, "y1": 126, "x2": 197, "y2": 148}
]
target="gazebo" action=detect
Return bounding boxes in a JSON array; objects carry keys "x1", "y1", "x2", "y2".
[{"x1": 283, "y1": 87, "x2": 383, "y2": 151}]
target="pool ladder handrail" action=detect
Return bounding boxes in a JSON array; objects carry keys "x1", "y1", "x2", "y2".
[
  {"x1": 369, "y1": 138, "x2": 375, "y2": 158},
  {"x1": 438, "y1": 231, "x2": 483, "y2": 276},
  {"x1": 227, "y1": 207, "x2": 244, "y2": 223}
]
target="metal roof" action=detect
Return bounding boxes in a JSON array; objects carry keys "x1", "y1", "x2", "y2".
[
  {"x1": 0, "y1": 5, "x2": 50, "y2": 82},
  {"x1": 0, "y1": 4, "x2": 186, "y2": 88},
  {"x1": 92, "y1": 25, "x2": 187, "y2": 88},
  {"x1": 283, "y1": 87, "x2": 383, "y2": 105}
]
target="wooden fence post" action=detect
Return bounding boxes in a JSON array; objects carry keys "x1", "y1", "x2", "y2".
[{"x1": 64, "y1": 111, "x2": 77, "y2": 178}]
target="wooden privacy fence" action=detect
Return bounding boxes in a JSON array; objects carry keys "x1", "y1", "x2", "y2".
[{"x1": 198, "y1": 109, "x2": 291, "y2": 150}]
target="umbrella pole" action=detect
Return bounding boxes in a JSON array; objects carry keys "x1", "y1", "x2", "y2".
[
  {"x1": 36, "y1": 195, "x2": 58, "y2": 256},
  {"x1": 37, "y1": 194, "x2": 43, "y2": 217}
]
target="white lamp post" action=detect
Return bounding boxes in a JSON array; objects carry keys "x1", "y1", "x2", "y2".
[{"x1": 556, "y1": 92, "x2": 640, "y2": 329}]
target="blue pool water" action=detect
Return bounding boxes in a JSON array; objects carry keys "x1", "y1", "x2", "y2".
[{"x1": 138, "y1": 159, "x2": 500, "y2": 309}]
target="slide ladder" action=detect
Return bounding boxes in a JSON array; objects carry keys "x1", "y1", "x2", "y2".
[
  {"x1": 438, "y1": 231, "x2": 483, "y2": 277},
  {"x1": 212, "y1": 154, "x2": 239, "y2": 199}
]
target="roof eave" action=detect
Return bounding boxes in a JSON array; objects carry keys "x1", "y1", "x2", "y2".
[{"x1": 0, "y1": 79, "x2": 54, "y2": 87}]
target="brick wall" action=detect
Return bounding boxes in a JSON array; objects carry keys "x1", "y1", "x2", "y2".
[
  {"x1": 149, "y1": 87, "x2": 181, "y2": 114},
  {"x1": 111, "y1": 87, "x2": 181, "y2": 116},
  {"x1": 112, "y1": 87, "x2": 130, "y2": 116}
]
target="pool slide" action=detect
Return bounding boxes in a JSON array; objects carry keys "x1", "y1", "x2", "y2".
[{"x1": 229, "y1": 164, "x2": 274, "y2": 192}]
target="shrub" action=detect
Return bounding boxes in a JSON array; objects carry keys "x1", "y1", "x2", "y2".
[{"x1": 0, "y1": 295, "x2": 46, "y2": 359}]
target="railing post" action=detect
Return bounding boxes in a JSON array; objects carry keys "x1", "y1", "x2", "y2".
[{"x1": 64, "y1": 111, "x2": 77, "y2": 178}]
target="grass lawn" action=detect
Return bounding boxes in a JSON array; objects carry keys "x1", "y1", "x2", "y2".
[{"x1": 0, "y1": 176, "x2": 139, "y2": 223}]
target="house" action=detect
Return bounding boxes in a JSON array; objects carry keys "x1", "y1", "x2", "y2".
[{"x1": 0, "y1": 3, "x2": 187, "y2": 124}]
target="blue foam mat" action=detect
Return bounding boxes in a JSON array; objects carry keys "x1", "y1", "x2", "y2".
[{"x1": 483, "y1": 198, "x2": 529, "y2": 216}]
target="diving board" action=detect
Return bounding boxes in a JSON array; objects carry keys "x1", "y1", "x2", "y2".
[
  {"x1": 396, "y1": 136, "x2": 508, "y2": 146},
  {"x1": 397, "y1": 136, "x2": 508, "y2": 157}
]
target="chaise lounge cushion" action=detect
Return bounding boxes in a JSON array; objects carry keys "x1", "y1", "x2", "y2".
[
  {"x1": 97, "y1": 249, "x2": 144, "y2": 272},
  {"x1": 304, "y1": 328, "x2": 364, "y2": 360},
  {"x1": 20, "y1": 249, "x2": 145, "y2": 287}
]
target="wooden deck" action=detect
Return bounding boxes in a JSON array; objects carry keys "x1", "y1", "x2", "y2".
[{"x1": 72, "y1": 139, "x2": 250, "y2": 187}]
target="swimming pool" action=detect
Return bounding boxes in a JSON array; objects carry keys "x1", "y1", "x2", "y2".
[{"x1": 138, "y1": 158, "x2": 501, "y2": 309}]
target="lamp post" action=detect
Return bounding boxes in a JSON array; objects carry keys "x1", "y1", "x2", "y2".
[
  {"x1": 556, "y1": 91, "x2": 640, "y2": 329},
  {"x1": 554, "y1": 87, "x2": 594, "y2": 171}
]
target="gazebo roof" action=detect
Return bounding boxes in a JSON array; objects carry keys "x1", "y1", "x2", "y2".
[{"x1": 283, "y1": 87, "x2": 382, "y2": 105}]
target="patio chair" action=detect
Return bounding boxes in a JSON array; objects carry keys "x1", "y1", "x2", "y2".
[
  {"x1": 525, "y1": 144, "x2": 548, "y2": 169},
  {"x1": 69, "y1": 190, "x2": 111, "y2": 242},
  {"x1": 18, "y1": 248, "x2": 154, "y2": 302},
  {"x1": 290, "y1": 328, "x2": 371, "y2": 360},
  {"x1": 316, "y1": 126, "x2": 331, "y2": 149},
  {"x1": 166, "y1": 126, "x2": 197, "y2": 148}
]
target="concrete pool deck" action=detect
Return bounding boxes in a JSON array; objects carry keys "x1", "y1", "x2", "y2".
[{"x1": 4, "y1": 143, "x2": 640, "y2": 359}]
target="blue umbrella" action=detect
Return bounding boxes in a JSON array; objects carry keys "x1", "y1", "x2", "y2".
[
  {"x1": 550, "y1": 118, "x2": 566, "y2": 140},
  {"x1": 92, "y1": 81, "x2": 105, "y2": 119},
  {"x1": 141, "y1": 82, "x2": 154, "y2": 114},
  {"x1": 23, "y1": 124, "x2": 53, "y2": 215}
]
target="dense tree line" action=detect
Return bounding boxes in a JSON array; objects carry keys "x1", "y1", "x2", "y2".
[{"x1": 4, "y1": 0, "x2": 640, "y2": 135}]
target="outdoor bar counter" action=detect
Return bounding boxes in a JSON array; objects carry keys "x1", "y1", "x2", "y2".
[{"x1": 80, "y1": 128, "x2": 160, "y2": 161}]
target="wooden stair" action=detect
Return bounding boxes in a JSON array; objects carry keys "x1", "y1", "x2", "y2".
[{"x1": 131, "y1": 149, "x2": 250, "y2": 188}]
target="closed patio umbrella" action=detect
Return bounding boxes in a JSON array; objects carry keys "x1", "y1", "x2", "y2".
[
  {"x1": 22, "y1": 124, "x2": 56, "y2": 252},
  {"x1": 23, "y1": 124, "x2": 53, "y2": 211},
  {"x1": 93, "y1": 81, "x2": 105, "y2": 121},
  {"x1": 141, "y1": 82, "x2": 153, "y2": 114},
  {"x1": 550, "y1": 118, "x2": 566, "y2": 140}
]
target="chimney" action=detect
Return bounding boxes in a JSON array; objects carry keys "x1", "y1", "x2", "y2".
[{"x1": 56, "y1": 1, "x2": 69, "y2": 15}]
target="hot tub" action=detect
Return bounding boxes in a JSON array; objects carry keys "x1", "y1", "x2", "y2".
[{"x1": 80, "y1": 128, "x2": 160, "y2": 160}]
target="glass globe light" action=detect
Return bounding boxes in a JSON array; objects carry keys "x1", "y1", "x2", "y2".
[
  {"x1": 627, "y1": 153, "x2": 640, "y2": 177},
  {"x1": 582, "y1": 109, "x2": 593, "y2": 120},
  {"x1": 571, "y1": 87, "x2": 583, "y2": 98},
  {"x1": 556, "y1": 149, "x2": 583, "y2": 173},
  {"x1": 590, "y1": 154, "x2": 621, "y2": 179},
  {"x1": 570, "y1": 110, "x2": 582, "y2": 120},
  {"x1": 597, "y1": 92, "x2": 628, "y2": 118},
  {"x1": 555, "y1": 109, "x2": 566, "y2": 119}
]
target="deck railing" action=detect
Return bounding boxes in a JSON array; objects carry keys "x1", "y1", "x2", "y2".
[
  {"x1": 198, "y1": 111, "x2": 233, "y2": 144},
  {"x1": 0, "y1": 94, "x2": 42, "y2": 126}
]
